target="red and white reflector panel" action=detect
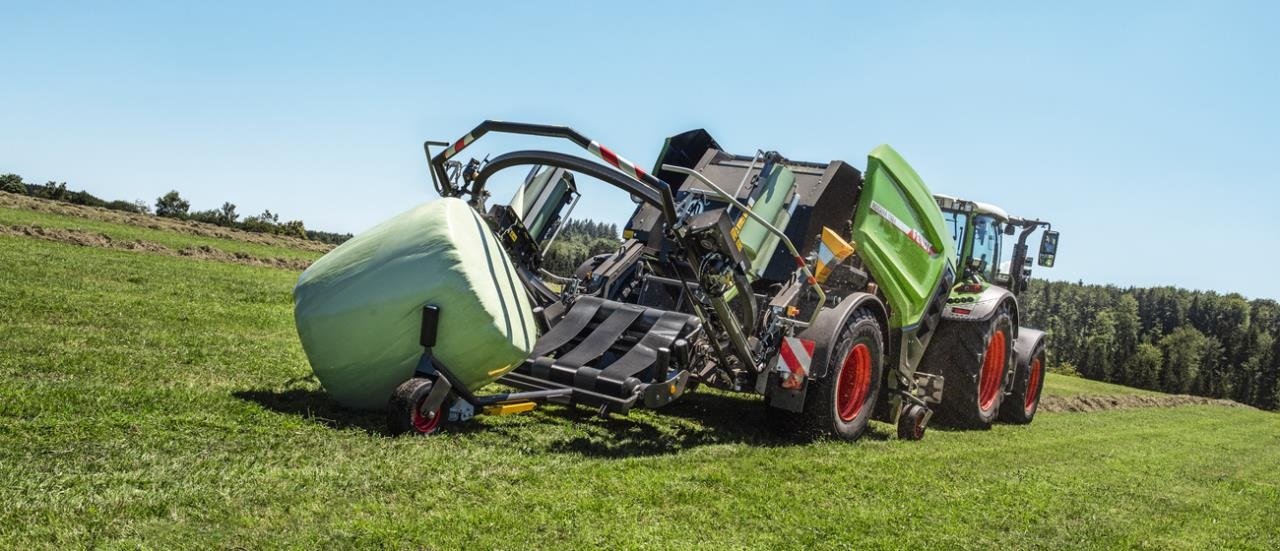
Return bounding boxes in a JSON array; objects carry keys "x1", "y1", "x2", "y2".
[
  {"x1": 588, "y1": 140, "x2": 647, "y2": 181},
  {"x1": 441, "y1": 133, "x2": 476, "y2": 160},
  {"x1": 778, "y1": 336, "x2": 816, "y2": 390}
]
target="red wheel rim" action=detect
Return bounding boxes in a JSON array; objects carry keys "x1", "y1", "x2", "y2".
[
  {"x1": 411, "y1": 395, "x2": 442, "y2": 434},
  {"x1": 978, "y1": 330, "x2": 1006, "y2": 412},
  {"x1": 1024, "y1": 357, "x2": 1043, "y2": 413},
  {"x1": 835, "y1": 343, "x2": 873, "y2": 422}
]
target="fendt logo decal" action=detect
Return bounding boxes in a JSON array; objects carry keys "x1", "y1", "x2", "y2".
[{"x1": 870, "y1": 201, "x2": 937, "y2": 255}]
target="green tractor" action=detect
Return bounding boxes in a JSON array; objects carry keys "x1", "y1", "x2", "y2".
[{"x1": 916, "y1": 195, "x2": 1060, "y2": 428}]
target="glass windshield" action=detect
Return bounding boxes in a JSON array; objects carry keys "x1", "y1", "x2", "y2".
[
  {"x1": 971, "y1": 214, "x2": 1001, "y2": 279},
  {"x1": 942, "y1": 210, "x2": 968, "y2": 266}
]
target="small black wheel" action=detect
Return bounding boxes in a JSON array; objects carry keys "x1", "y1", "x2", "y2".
[
  {"x1": 897, "y1": 404, "x2": 928, "y2": 440},
  {"x1": 800, "y1": 307, "x2": 884, "y2": 441},
  {"x1": 1000, "y1": 340, "x2": 1047, "y2": 425},
  {"x1": 387, "y1": 377, "x2": 445, "y2": 436}
]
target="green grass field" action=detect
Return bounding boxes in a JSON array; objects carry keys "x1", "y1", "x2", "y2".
[
  {"x1": 1, "y1": 215, "x2": 1278, "y2": 549},
  {"x1": 1041, "y1": 372, "x2": 1161, "y2": 397}
]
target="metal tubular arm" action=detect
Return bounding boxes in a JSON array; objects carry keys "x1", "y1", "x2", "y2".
[
  {"x1": 428, "y1": 120, "x2": 679, "y2": 223},
  {"x1": 474, "y1": 150, "x2": 666, "y2": 210}
]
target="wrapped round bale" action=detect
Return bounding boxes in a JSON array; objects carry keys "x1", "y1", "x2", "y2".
[{"x1": 293, "y1": 198, "x2": 538, "y2": 410}]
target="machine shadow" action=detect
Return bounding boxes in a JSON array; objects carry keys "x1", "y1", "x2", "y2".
[
  {"x1": 531, "y1": 391, "x2": 892, "y2": 458},
  {"x1": 233, "y1": 387, "x2": 388, "y2": 435},
  {"x1": 234, "y1": 384, "x2": 892, "y2": 457}
]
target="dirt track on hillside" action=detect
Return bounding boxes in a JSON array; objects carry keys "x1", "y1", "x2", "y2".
[
  {"x1": 0, "y1": 224, "x2": 313, "y2": 270},
  {"x1": 1038, "y1": 393, "x2": 1245, "y2": 413},
  {"x1": 0, "y1": 193, "x2": 333, "y2": 253}
]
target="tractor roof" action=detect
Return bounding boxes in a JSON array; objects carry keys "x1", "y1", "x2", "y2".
[{"x1": 933, "y1": 194, "x2": 1010, "y2": 222}]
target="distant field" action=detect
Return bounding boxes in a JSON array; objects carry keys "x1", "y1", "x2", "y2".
[
  {"x1": 1, "y1": 201, "x2": 1277, "y2": 549},
  {"x1": 0, "y1": 194, "x2": 326, "y2": 263},
  {"x1": 1043, "y1": 372, "x2": 1162, "y2": 397}
]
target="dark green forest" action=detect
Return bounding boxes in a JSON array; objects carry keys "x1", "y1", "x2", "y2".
[
  {"x1": 1020, "y1": 280, "x2": 1278, "y2": 410},
  {"x1": 541, "y1": 218, "x2": 620, "y2": 275}
]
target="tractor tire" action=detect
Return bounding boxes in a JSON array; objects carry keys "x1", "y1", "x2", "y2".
[
  {"x1": 387, "y1": 377, "x2": 445, "y2": 436},
  {"x1": 800, "y1": 308, "x2": 884, "y2": 441},
  {"x1": 920, "y1": 303, "x2": 1015, "y2": 430},
  {"x1": 1000, "y1": 339, "x2": 1047, "y2": 425}
]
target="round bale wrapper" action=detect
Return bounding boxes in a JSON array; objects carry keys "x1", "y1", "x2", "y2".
[{"x1": 293, "y1": 198, "x2": 538, "y2": 410}]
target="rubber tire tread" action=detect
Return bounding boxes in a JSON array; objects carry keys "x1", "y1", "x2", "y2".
[
  {"x1": 799, "y1": 308, "x2": 884, "y2": 441},
  {"x1": 387, "y1": 377, "x2": 438, "y2": 436},
  {"x1": 920, "y1": 303, "x2": 1014, "y2": 430},
  {"x1": 1000, "y1": 340, "x2": 1047, "y2": 425}
]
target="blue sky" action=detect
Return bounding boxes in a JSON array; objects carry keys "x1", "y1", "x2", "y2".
[{"x1": 3, "y1": 1, "x2": 1278, "y2": 299}]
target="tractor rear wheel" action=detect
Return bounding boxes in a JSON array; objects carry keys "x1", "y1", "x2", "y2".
[
  {"x1": 1000, "y1": 340, "x2": 1047, "y2": 424},
  {"x1": 388, "y1": 377, "x2": 446, "y2": 436},
  {"x1": 921, "y1": 303, "x2": 1014, "y2": 429},
  {"x1": 801, "y1": 308, "x2": 884, "y2": 441}
]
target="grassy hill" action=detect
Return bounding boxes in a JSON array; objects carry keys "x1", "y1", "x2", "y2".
[{"x1": 2, "y1": 198, "x2": 1277, "y2": 549}]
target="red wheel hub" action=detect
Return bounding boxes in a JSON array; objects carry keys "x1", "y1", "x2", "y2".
[
  {"x1": 411, "y1": 395, "x2": 442, "y2": 434},
  {"x1": 978, "y1": 330, "x2": 1007, "y2": 412},
  {"x1": 1024, "y1": 357, "x2": 1043, "y2": 413},
  {"x1": 835, "y1": 343, "x2": 873, "y2": 422}
]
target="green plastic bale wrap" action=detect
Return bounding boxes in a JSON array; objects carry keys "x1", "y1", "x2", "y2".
[{"x1": 293, "y1": 197, "x2": 538, "y2": 410}]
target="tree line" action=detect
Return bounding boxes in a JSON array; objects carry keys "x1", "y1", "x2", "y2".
[
  {"x1": 1, "y1": 173, "x2": 351, "y2": 244},
  {"x1": 541, "y1": 218, "x2": 620, "y2": 275},
  {"x1": 1020, "y1": 280, "x2": 1278, "y2": 410}
]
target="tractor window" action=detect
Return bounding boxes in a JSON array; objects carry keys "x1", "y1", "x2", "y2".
[
  {"x1": 942, "y1": 210, "x2": 968, "y2": 266},
  {"x1": 971, "y1": 214, "x2": 1001, "y2": 279}
]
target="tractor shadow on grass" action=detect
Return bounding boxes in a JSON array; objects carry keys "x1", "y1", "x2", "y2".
[
  {"x1": 234, "y1": 383, "x2": 893, "y2": 458},
  {"x1": 531, "y1": 392, "x2": 891, "y2": 458}
]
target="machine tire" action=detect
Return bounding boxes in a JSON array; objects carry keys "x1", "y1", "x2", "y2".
[
  {"x1": 1000, "y1": 340, "x2": 1047, "y2": 425},
  {"x1": 387, "y1": 377, "x2": 445, "y2": 436},
  {"x1": 897, "y1": 404, "x2": 928, "y2": 440},
  {"x1": 921, "y1": 303, "x2": 1015, "y2": 429},
  {"x1": 801, "y1": 308, "x2": 884, "y2": 441}
]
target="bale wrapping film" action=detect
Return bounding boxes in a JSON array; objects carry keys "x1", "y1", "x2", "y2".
[{"x1": 293, "y1": 198, "x2": 537, "y2": 410}]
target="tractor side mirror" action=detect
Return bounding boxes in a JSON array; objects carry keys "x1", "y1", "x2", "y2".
[
  {"x1": 1004, "y1": 223, "x2": 1016, "y2": 235},
  {"x1": 1038, "y1": 230, "x2": 1059, "y2": 267}
]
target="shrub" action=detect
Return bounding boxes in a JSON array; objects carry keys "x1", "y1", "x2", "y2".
[
  {"x1": 155, "y1": 191, "x2": 190, "y2": 218},
  {"x1": 0, "y1": 174, "x2": 25, "y2": 194}
]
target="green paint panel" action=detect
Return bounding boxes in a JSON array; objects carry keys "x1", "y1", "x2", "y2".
[
  {"x1": 851, "y1": 145, "x2": 955, "y2": 328},
  {"x1": 737, "y1": 164, "x2": 796, "y2": 276}
]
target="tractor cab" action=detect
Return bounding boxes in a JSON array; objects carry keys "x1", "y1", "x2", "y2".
[{"x1": 934, "y1": 195, "x2": 1058, "y2": 295}]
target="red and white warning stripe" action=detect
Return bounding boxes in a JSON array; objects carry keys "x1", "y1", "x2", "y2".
[
  {"x1": 778, "y1": 336, "x2": 816, "y2": 390},
  {"x1": 588, "y1": 140, "x2": 647, "y2": 181},
  {"x1": 870, "y1": 200, "x2": 937, "y2": 255},
  {"x1": 440, "y1": 133, "x2": 476, "y2": 160}
]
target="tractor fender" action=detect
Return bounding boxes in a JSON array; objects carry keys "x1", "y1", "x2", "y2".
[
  {"x1": 1013, "y1": 327, "x2": 1046, "y2": 375},
  {"x1": 943, "y1": 285, "x2": 1019, "y2": 333},
  {"x1": 799, "y1": 292, "x2": 889, "y2": 381}
]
